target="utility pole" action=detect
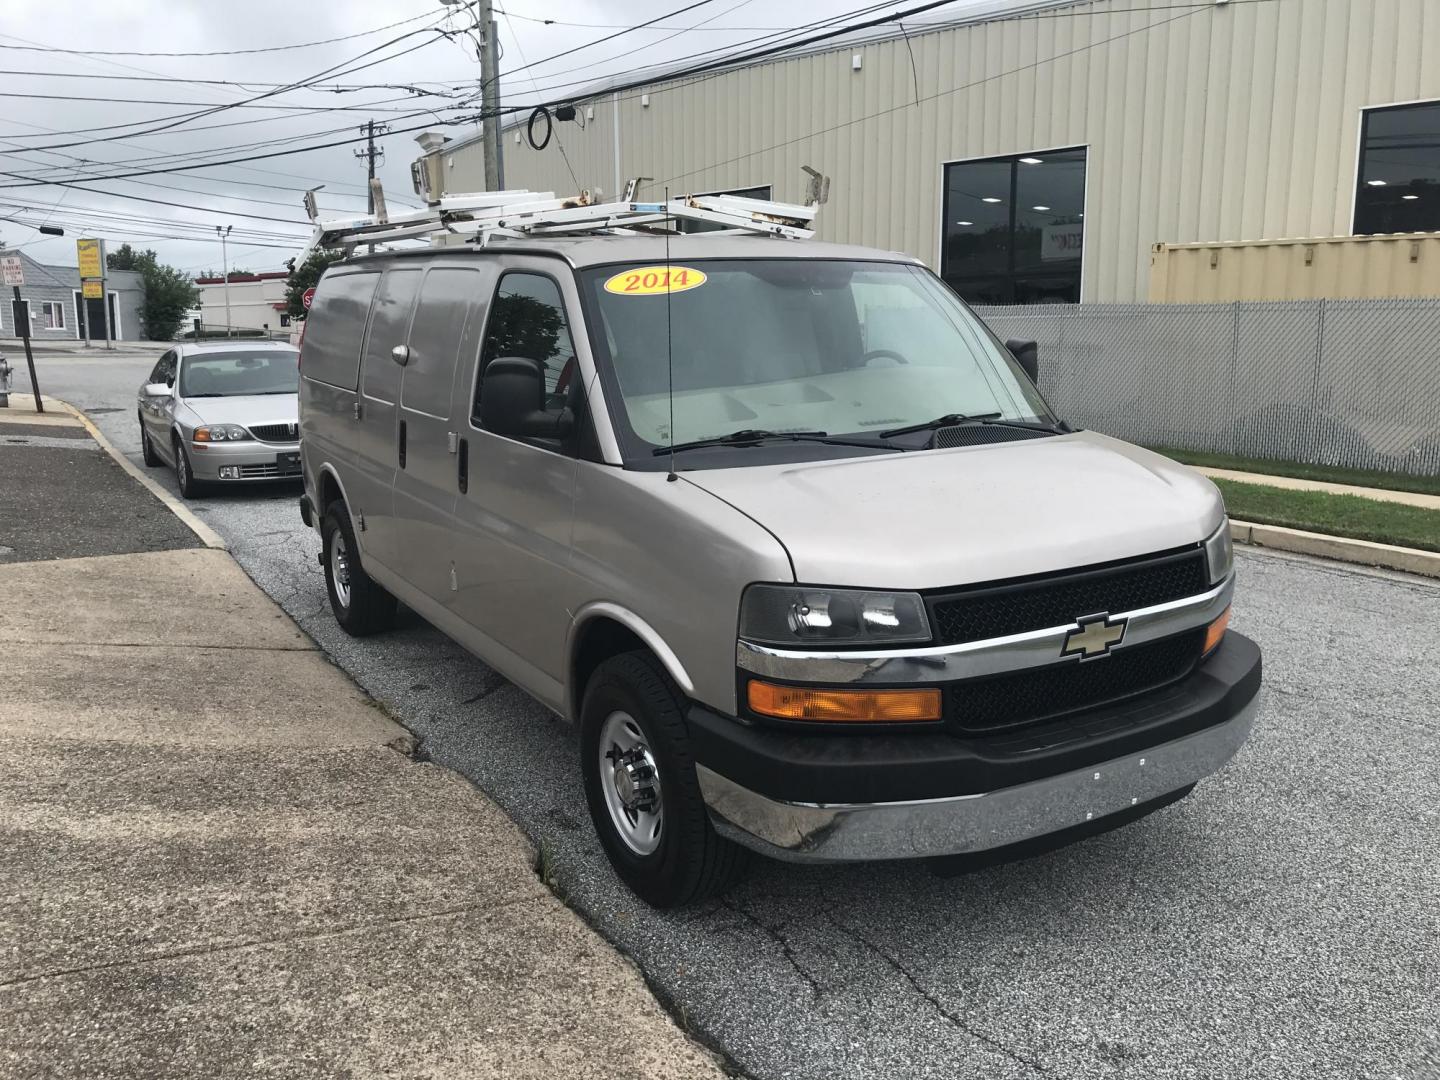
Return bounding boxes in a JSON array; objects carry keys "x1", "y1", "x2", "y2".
[
  {"x1": 355, "y1": 119, "x2": 389, "y2": 213},
  {"x1": 215, "y1": 225, "x2": 233, "y2": 338},
  {"x1": 477, "y1": 0, "x2": 503, "y2": 192}
]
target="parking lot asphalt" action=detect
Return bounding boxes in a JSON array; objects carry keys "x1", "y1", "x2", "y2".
[{"x1": 19, "y1": 354, "x2": 1440, "y2": 1080}]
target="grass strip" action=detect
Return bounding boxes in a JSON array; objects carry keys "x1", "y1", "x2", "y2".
[
  {"x1": 1146, "y1": 446, "x2": 1440, "y2": 498},
  {"x1": 1212, "y1": 478, "x2": 1440, "y2": 553}
]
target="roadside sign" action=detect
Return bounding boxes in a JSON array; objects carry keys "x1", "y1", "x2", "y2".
[
  {"x1": 302, "y1": 287, "x2": 316, "y2": 310},
  {"x1": 76, "y1": 238, "x2": 103, "y2": 279},
  {"x1": 1, "y1": 254, "x2": 23, "y2": 286},
  {"x1": 10, "y1": 298, "x2": 28, "y2": 335},
  {"x1": 82, "y1": 279, "x2": 104, "y2": 299}
]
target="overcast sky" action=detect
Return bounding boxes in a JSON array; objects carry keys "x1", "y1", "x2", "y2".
[{"x1": 0, "y1": 0, "x2": 1004, "y2": 275}]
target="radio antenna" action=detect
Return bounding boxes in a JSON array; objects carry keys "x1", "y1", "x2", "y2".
[{"x1": 664, "y1": 186, "x2": 677, "y2": 482}]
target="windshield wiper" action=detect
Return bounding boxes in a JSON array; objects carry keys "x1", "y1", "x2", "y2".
[
  {"x1": 879, "y1": 412, "x2": 1069, "y2": 438},
  {"x1": 654, "y1": 428, "x2": 900, "y2": 456}
]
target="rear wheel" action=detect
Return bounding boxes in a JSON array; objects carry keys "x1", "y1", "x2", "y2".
[
  {"x1": 139, "y1": 415, "x2": 160, "y2": 467},
  {"x1": 322, "y1": 499, "x2": 397, "y2": 636},
  {"x1": 581, "y1": 652, "x2": 747, "y2": 907}
]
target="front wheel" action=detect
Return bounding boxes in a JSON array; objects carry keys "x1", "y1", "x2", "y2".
[
  {"x1": 173, "y1": 436, "x2": 203, "y2": 498},
  {"x1": 139, "y1": 416, "x2": 160, "y2": 467},
  {"x1": 581, "y1": 652, "x2": 747, "y2": 907},
  {"x1": 321, "y1": 500, "x2": 397, "y2": 636}
]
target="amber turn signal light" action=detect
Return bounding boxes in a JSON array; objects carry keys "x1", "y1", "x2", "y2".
[
  {"x1": 1203, "y1": 605, "x2": 1231, "y2": 656},
  {"x1": 747, "y1": 681, "x2": 942, "y2": 723}
]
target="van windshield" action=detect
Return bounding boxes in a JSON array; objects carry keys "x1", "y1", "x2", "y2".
[{"x1": 578, "y1": 259, "x2": 1055, "y2": 461}]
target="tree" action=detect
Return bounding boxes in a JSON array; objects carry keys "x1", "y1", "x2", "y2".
[
  {"x1": 285, "y1": 249, "x2": 345, "y2": 319},
  {"x1": 107, "y1": 243, "x2": 157, "y2": 273},
  {"x1": 139, "y1": 264, "x2": 201, "y2": 342}
]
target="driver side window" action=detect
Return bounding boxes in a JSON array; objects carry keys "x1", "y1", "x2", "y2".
[
  {"x1": 150, "y1": 351, "x2": 176, "y2": 386},
  {"x1": 472, "y1": 272, "x2": 575, "y2": 425}
]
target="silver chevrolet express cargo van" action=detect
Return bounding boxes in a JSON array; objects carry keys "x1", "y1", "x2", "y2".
[{"x1": 298, "y1": 232, "x2": 1261, "y2": 907}]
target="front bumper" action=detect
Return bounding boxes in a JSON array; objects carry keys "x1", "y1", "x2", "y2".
[
  {"x1": 188, "y1": 439, "x2": 301, "y2": 481},
  {"x1": 691, "y1": 632, "x2": 1261, "y2": 863}
]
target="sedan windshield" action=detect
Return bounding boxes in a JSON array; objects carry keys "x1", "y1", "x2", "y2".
[
  {"x1": 579, "y1": 259, "x2": 1055, "y2": 460},
  {"x1": 180, "y1": 351, "x2": 298, "y2": 397}
]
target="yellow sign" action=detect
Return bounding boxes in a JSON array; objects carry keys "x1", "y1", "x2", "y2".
[
  {"x1": 604, "y1": 265, "x2": 707, "y2": 296},
  {"x1": 82, "y1": 280, "x2": 103, "y2": 299},
  {"x1": 77, "y1": 238, "x2": 103, "y2": 280}
]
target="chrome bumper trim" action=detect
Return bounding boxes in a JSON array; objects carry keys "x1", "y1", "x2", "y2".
[
  {"x1": 735, "y1": 578, "x2": 1232, "y2": 685},
  {"x1": 697, "y1": 696, "x2": 1256, "y2": 863}
]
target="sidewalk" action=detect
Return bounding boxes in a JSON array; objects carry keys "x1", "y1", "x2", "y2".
[
  {"x1": 1195, "y1": 465, "x2": 1440, "y2": 511},
  {"x1": 0, "y1": 420, "x2": 724, "y2": 1077}
]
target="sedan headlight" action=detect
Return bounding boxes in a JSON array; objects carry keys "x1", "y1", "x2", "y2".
[
  {"x1": 740, "y1": 584, "x2": 932, "y2": 647},
  {"x1": 1204, "y1": 518, "x2": 1234, "y2": 584},
  {"x1": 193, "y1": 424, "x2": 252, "y2": 442}
]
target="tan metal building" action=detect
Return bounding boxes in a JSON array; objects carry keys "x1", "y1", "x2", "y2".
[{"x1": 421, "y1": 0, "x2": 1440, "y2": 304}]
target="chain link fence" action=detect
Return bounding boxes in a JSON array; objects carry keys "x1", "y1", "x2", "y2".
[{"x1": 975, "y1": 299, "x2": 1440, "y2": 478}]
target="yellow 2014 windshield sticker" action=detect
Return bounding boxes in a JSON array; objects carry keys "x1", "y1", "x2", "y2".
[{"x1": 604, "y1": 265, "x2": 707, "y2": 296}]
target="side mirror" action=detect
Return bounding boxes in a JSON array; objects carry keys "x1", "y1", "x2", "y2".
[
  {"x1": 143, "y1": 383, "x2": 170, "y2": 397},
  {"x1": 479, "y1": 357, "x2": 573, "y2": 440},
  {"x1": 390, "y1": 344, "x2": 410, "y2": 366},
  {"x1": 1006, "y1": 339, "x2": 1039, "y2": 384}
]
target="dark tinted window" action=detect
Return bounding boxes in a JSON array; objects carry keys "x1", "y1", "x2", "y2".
[
  {"x1": 473, "y1": 272, "x2": 574, "y2": 427},
  {"x1": 149, "y1": 351, "x2": 176, "y2": 385},
  {"x1": 942, "y1": 148, "x2": 1086, "y2": 304},
  {"x1": 402, "y1": 267, "x2": 484, "y2": 419},
  {"x1": 302, "y1": 272, "x2": 378, "y2": 391},
  {"x1": 361, "y1": 268, "x2": 422, "y2": 404},
  {"x1": 1355, "y1": 101, "x2": 1440, "y2": 234}
]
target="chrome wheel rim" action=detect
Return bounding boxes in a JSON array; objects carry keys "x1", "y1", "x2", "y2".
[
  {"x1": 599, "y1": 710, "x2": 663, "y2": 856},
  {"x1": 331, "y1": 531, "x2": 352, "y2": 609}
]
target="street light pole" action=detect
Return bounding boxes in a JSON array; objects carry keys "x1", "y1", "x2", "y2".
[{"x1": 215, "y1": 224, "x2": 233, "y2": 338}]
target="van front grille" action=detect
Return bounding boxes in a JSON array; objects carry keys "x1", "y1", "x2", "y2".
[
  {"x1": 948, "y1": 629, "x2": 1206, "y2": 733},
  {"x1": 929, "y1": 548, "x2": 1209, "y2": 645}
]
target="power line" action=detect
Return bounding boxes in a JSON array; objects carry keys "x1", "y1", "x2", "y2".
[
  {"x1": 495, "y1": 0, "x2": 721, "y2": 81},
  {"x1": 0, "y1": 11, "x2": 443, "y2": 58},
  {"x1": 0, "y1": 67, "x2": 462, "y2": 94}
]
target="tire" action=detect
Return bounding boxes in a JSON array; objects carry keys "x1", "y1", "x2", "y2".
[
  {"x1": 321, "y1": 499, "x2": 397, "y2": 636},
  {"x1": 173, "y1": 435, "x2": 204, "y2": 498},
  {"x1": 581, "y1": 651, "x2": 747, "y2": 907},
  {"x1": 139, "y1": 415, "x2": 161, "y2": 467}
]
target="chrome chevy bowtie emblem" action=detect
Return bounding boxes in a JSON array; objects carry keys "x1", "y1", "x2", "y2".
[{"x1": 1062, "y1": 613, "x2": 1127, "y2": 659}]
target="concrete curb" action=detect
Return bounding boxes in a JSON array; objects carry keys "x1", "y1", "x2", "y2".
[
  {"x1": 54, "y1": 397, "x2": 228, "y2": 551},
  {"x1": 1231, "y1": 519, "x2": 1440, "y2": 580}
]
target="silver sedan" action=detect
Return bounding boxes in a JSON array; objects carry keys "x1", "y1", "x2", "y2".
[{"x1": 136, "y1": 341, "x2": 301, "y2": 498}]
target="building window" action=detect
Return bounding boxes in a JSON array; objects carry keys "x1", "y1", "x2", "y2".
[
  {"x1": 41, "y1": 300, "x2": 65, "y2": 329},
  {"x1": 941, "y1": 148, "x2": 1086, "y2": 305},
  {"x1": 1355, "y1": 100, "x2": 1440, "y2": 235},
  {"x1": 676, "y1": 185, "x2": 773, "y2": 234}
]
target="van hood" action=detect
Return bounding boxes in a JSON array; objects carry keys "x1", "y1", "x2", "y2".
[
  {"x1": 681, "y1": 432, "x2": 1225, "y2": 589},
  {"x1": 183, "y1": 394, "x2": 297, "y2": 427}
]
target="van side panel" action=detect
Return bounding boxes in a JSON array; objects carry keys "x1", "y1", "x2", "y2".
[
  {"x1": 392, "y1": 264, "x2": 495, "y2": 604},
  {"x1": 299, "y1": 270, "x2": 379, "y2": 525},
  {"x1": 347, "y1": 267, "x2": 423, "y2": 568}
]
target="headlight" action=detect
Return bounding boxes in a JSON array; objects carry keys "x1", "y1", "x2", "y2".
[
  {"x1": 740, "y1": 584, "x2": 932, "y2": 647},
  {"x1": 193, "y1": 424, "x2": 251, "y2": 442},
  {"x1": 1204, "y1": 518, "x2": 1233, "y2": 584}
]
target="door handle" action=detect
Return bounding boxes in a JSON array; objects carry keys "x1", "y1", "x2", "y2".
[
  {"x1": 457, "y1": 437, "x2": 468, "y2": 494},
  {"x1": 398, "y1": 420, "x2": 407, "y2": 468}
]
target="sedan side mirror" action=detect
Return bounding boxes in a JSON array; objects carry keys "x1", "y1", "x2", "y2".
[
  {"x1": 1006, "y1": 339, "x2": 1039, "y2": 384},
  {"x1": 143, "y1": 383, "x2": 171, "y2": 397},
  {"x1": 479, "y1": 357, "x2": 573, "y2": 440}
]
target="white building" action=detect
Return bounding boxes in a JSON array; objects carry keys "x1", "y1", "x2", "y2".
[{"x1": 195, "y1": 271, "x2": 292, "y2": 335}]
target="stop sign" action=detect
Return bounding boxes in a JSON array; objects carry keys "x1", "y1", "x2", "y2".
[{"x1": 302, "y1": 287, "x2": 316, "y2": 310}]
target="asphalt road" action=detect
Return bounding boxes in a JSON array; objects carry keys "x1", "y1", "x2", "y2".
[{"x1": 18, "y1": 353, "x2": 1440, "y2": 1080}]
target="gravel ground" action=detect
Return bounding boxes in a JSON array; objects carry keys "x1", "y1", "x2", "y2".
[{"x1": 23, "y1": 355, "x2": 1440, "y2": 1080}]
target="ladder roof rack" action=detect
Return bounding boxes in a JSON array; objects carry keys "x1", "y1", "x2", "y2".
[{"x1": 297, "y1": 174, "x2": 829, "y2": 263}]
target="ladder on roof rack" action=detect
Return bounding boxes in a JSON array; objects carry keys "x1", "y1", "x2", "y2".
[{"x1": 297, "y1": 171, "x2": 830, "y2": 263}]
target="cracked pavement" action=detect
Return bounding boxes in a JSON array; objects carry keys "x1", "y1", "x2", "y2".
[{"x1": 25, "y1": 354, "x2": 1440, "y2": 1080}]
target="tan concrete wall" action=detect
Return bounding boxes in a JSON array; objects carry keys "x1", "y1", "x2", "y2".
[{"x1": 438, "y1": 0, "x2": 1440, "y2": 302}]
